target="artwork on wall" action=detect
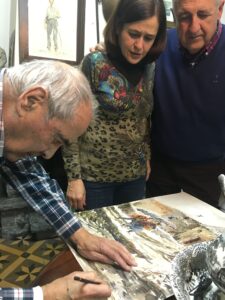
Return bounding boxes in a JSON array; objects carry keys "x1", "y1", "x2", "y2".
[
  {"x1": 163, "y1": 0, "x2": 175, "y2": 28},
  {"x1": 18, "y1": 0, "x2": 86, "y2": 65},
  {"x1": 70, "y1": 199, "x2": 217, "y2": 300},
  {"x1": 164, "y1": 0, "x2": 173, "y2": 22}
]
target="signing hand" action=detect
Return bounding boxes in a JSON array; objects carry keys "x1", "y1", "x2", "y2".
[
  {"x1": 71, "y1": 228, "x2": 136, "y2": 271},
  {"x1": 42, "y1": 271, "x2": 111, "y2": 300}
]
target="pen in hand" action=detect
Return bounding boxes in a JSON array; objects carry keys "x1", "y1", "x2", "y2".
[{"x1": 74, "y1": 275, "x2": 101, "y2": 285}]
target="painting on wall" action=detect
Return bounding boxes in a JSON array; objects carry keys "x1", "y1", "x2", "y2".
[
  {"x1": 164, "y1": 0, "x2": 173, "y2": 21},
  {"x1": 70, "y1": 199, "x2": 217, "y2": 300},
  {"x1": 18, "y1": 0, "x2": 86, "y2": 65},
  {"x1": 163, "y1": 0, "x2": 175, "y2": 28}
]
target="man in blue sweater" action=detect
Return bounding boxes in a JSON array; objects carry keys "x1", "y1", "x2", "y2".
[{"x1": 147, "y1": 0, "x2": 225, "y2": 208}]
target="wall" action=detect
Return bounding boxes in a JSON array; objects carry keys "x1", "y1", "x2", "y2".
[
  {"x1": 0, "y1": 0, "x2": 17, "y2": 66},
  {"x1": 0, "y1": 0, "x2": 11, "y2": 65},
  {"x1": 84, "y1": 1, "x2": 105, "y2": 55}
]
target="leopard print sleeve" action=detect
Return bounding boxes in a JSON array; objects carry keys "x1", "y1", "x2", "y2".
[{"x1": 62, "y1": 138, "x2": 81, "y2": 180}]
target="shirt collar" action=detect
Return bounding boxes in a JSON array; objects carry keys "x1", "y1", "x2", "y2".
[
  {"x1": 0, "y1": 68, "x2": 6, "y2": 158},
  {"x1": 180, "y1": 22, "x2": 222, "y2": 67}
]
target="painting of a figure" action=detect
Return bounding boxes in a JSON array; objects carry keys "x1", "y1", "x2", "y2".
[
  {"x1": 164, "y1": 0, "x2": 173, "y2": 22},
  {"x1": 45, "y1": 0, "x2": 60, "y2": 52},
  {"x1": 28, "y1": 0, "x2": 78, "y2": 61}
]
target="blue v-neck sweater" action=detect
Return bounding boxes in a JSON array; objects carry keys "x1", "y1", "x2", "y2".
[{"x1": 152, "y1": 27, "x2": 225, "y2": 162}]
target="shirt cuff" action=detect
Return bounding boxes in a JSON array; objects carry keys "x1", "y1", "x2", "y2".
[{"x1": 33, "y1": 286, "x2": 43, "y2": 300}]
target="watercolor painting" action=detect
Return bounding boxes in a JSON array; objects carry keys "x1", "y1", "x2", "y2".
[
  {"x1": 71, "y1": 199, "x2": 217, "y2": 300},
  {"x1": 28, "y1": 0, "x2": 78, "y2": 61}
]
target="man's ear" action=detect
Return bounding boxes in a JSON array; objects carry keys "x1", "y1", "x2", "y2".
[
  {"x1": 16, "y1": 86, "x2": 49, "y2": 116},
  {"x1": 218, "y1": 1, "x2": 224, "y2": 20}
]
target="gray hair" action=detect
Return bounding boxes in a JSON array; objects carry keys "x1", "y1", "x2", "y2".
[
  {"x1": 6, "y1": 59, "x2": 95, "y2": 120},
  {"x1": 172, "y1": 0, "x2": 221, "y2": 9}
]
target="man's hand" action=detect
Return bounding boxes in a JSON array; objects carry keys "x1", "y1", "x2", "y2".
[
  {"x1": 89, "y1": 42, "x2": 105, "y2": 53},
  {"x1": 42, "y1": 271, "x2": 111, "y2": 300},
  {"x1": 71, "y1": 228, "x2": 136, "y2": 271}
]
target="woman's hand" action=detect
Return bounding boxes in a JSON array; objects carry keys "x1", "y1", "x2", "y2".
[
  {"x1": 67, "y1": 179, "x2": 86, "y2": 210},
  {"x1": 146, "y1": 159, "x2": 151, "y2": 181}
]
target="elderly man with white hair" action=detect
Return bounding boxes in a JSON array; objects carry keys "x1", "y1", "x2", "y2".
[{"x1": 0, "y1": 60, "x2": 135, "y2": 299}]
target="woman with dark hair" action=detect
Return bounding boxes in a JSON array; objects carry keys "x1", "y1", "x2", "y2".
[{"x1": 63, "y1": 0, "x2": 167, "y2": 210}]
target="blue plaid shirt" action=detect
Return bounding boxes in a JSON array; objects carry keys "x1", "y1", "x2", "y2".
[
  {"x1": 0, "y1": 68, "x2": 81, "y2": 238},
  {"x1": 0, "y1": 288, "x2": 33, "y2": 300},
  {"x1": 0, "y1": 69, "x2": 81, "y2": 298}
]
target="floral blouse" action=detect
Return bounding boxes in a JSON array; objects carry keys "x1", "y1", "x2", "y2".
[{"x1": 63, "y1": 51, "x2": 154, "y2": 182}]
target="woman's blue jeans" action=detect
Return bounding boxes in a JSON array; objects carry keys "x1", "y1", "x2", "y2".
[{"x1": 84, "y1": 176, "x2": 145, "y2": 210}]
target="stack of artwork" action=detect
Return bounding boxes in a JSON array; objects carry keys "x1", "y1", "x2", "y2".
[{"x1": 71, "y1": 199, "x2": 218, "y2": 299}]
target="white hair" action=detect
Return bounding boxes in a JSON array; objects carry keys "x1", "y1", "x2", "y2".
[
  {"x1": 6, "y1": 59, "x2": 96, "y2": 120},
  {"x1": 172, "y1": 0, "x2": 221, "y2": 9}
]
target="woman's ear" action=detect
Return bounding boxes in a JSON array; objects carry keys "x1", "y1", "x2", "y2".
[{"x1": 16, "y1": 86, "x2": 49, "y2": 116}]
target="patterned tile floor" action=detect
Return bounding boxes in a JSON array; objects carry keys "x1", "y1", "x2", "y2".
[{"x1": 0, "y1": 236, "x2": 67, "y2": 288}]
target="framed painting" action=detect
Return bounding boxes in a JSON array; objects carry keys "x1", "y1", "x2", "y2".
[
  {"x1": 19, "y1": 0, "x2": 86, "y2": 65},
  {"x1": 164, "y1": 0, "x2": 175, "y2": 28}
]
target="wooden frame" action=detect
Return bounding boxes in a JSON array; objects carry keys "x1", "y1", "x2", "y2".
[{"x1": 19, "y1": 0, "x2": 86, "y2": 65}]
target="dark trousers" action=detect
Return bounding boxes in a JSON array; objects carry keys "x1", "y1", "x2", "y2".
[
  {"x1": 146, "y1": 155, "x2": 225, "y2": 208},
  {"x1": 84, "y1": 176, "x2": 146, "y2": 210}
]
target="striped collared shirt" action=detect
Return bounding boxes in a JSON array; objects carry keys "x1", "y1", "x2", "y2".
[
  {"x1": 0, "y1": 288, "x2": 33, "y2": 300},
  {"x1": 180, "y1": 22, "x2": 223, "y2": 67}
]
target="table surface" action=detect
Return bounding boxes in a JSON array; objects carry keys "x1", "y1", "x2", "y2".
[{"x1": 36, "y1": 192, "x2": 225, "y2": 298}]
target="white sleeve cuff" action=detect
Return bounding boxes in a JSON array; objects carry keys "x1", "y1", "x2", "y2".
[{"x1": 33, "y1": 286, "x2": 43, "y2": 300}]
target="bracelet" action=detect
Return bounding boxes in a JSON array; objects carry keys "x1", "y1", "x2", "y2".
[
  {"x1": 68, "y1": 186, "x2": 73, "y2": 192},
  {"x1": 68, "y1": 178, "x2": 81, "y2": 191}
]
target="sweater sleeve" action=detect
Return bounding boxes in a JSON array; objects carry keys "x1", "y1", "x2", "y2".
[
  {"x1": 62, "y1": 139, "x2": 81, "y2": 180},
  {"x1": 80, "y1": 53, "x2": 96, "y2": 91},
  {"x1": 144, "y1": 63, "x2": 155, "y2": 161},
  {"x1": 63, "y1": 54, "x2": 96, "y2": 180},
  {"x1": 144, "y1": 118, "x2": 151, "y2": 161}
]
